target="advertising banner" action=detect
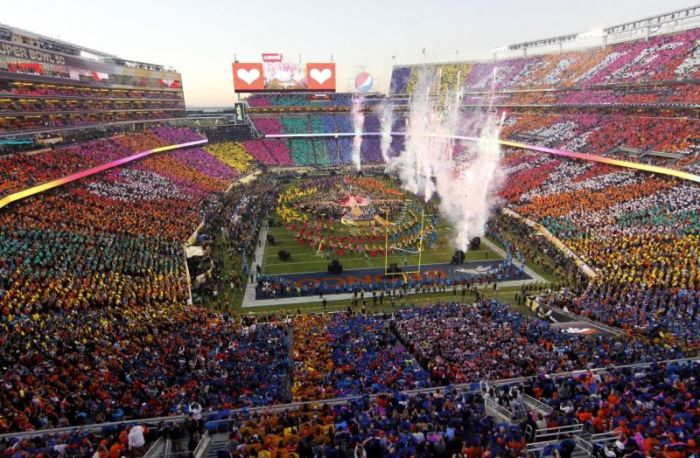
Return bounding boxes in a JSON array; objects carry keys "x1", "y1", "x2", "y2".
[{"x1": 262, "y1": 53, "x2": 283, "y2": 63}]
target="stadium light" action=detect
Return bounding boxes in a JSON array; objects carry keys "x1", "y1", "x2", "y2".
[
  {"x1": 491, "y1": 46, "x2": 508, "y2": 52},
  {"x1": 79, "y1": 50, "x2": 101, "y2": 61},
  {"x1": 577, "y1": 29, "x2": 605, "y2": 38}
]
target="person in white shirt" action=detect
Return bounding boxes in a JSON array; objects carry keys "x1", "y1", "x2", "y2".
[
  {"x1": 128, "y1": 425, "x2": 146, "y2": 450},
  {"x1": 189, "y1": 402, "x2": 203, "y2": 421},
  {"x1": 53, "y1": 444, "x2": 70, "y2": 456},
  {"x1": 535, "y1": 413, "x2": 548, "y2": 430}
]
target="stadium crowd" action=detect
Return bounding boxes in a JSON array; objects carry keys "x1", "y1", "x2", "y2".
[
  {"x1": 164, "y1": 360, "x2": 699, "y2": 458},
  {"x1": 195, "y1": 178, "x2": 280, "y2": 307},
  {"x1": 291, "y1": 313, "x2": 432, "y2": 402},
  {"x1": 392, "y1": 27, "x2": 700, "y2": 94},
  {"x1": 1, "y1": 20, "x2": 699, "y2": 458},
  {"x1": 4, "y1": 357, "x2": 698, "y2": 457},
  {"x1": 392, "y1": 301, "x2": 683, "y2": 385},
  {"x1": 0, "y1": 127, "x2": 272, "y2": 432},
  {"x1": 497, "y1": 147, "x2": 700, "y2": 350}
]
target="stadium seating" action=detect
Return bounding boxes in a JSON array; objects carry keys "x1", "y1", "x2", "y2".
[
  {"x1": 391, "y1": 28, "x2": 700, "y2": 93},
  {"x1": 206, "y1": 360, "x2": 699, "y2": 457},
  {"x1": 243, "y1": 28, "x2": 700, "y2": 168},
  {"x1": 500, "y1": 113, "x2": 699, "y2": 168},
  {"x1": 3, "y1": 19, "x2": 700, "y2": 458},
  {"x1": 0, "y1": 134, "x2": 286, "y2": 433},
  {"x1": 247, "y1": 93, "x2": 353, "y2": 108},
  {"x1": 203, "y1": 142, "x2": 255, "y2": 173},
  {"x1": 248, "y1": 112, "x2": 392, "y2": 167},
  {"x1": 361, "y1": 115, "x2": 383, "y2": 163},
  {"x1": 244, "y1": 116, "x2": 293, "y2": 165},
  {"x1": 0, "y1": 127, "x2": 216, "y2": 198},
  {"x1": 392, "y1": 301, "x2": 682, "y2": 384},
  {"x1": 7, "y1": 358, "x2": 696, "y2": 457},
  {"x1": 498, "y1": 147, "x2": 700, "y2": 348},
  {"x1": 1, "y1": 420, "x2": 168, "y2": 457},
  {"x1": 308, "y1": 115, "x2": 331, "y2": 166},
  {"x1": 291, "y1": 313, "x2": 431, "y2": 401}
]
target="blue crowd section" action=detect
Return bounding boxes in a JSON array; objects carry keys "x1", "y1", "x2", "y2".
[{"x1": 263, "y1": 114, "x2": 391, "y2": 166}]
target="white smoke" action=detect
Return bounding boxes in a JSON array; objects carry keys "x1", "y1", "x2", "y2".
[
  {"x1": 387, "y1": 69, "x2": 504, "y2": 251},
  {"x1": 377, "y1": 100, "x2": 394, "y2": 162},
  {"x1": 351, "y1": 95, "x2": 365, "y2": 171}
]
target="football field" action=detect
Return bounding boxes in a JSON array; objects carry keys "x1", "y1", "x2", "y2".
[{"x1": 261, "y1": 219, "x2": 501, "y2": 275}]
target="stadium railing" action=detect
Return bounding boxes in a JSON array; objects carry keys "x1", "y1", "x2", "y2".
[
  {"x1": 1, "y1": 356, "x2": 698, "y2": 441},
  {"x1": 526, "y1": 421, "x2": 584, "y2": 443},
  {"x1": 485, "y1": 396, "x2": 531, "y2": 423},
  {"x1": 142, "y1": 437, "x2": 166, "y2": 458},
  {"x1": 192, "y1": 431, "x2": 211, "y2": 458},
  {"x1": 522, "y1": 394, "x2": 554, "y2": 416},
  {"x1": 525, "y1": 437, "x2": 587, "y2": 458}
]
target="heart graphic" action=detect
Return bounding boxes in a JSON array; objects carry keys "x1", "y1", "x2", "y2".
[
  {"x1": 310, "y1": 68, "x2": 332, "y2": 84},
  {"x1": 237, "y1": 68, "x2": 260, "y2": 85}
]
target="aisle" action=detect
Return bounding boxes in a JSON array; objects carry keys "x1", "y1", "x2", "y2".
[{"x1": 241, "y1": 217, "x2": 269, "y2": 307}]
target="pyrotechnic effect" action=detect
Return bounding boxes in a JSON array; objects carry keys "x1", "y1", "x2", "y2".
[
  {"x1": 388, "y1": 69, "x2": 504, "y2": 251},
  {"x1": 351, "y1": 95, "x2": 365, "y2": 171},
  {"x1": 378, "y1": 100, "x2": 394, "y2": 162}
]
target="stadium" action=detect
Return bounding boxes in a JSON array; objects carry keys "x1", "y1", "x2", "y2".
[{"x1": 0, "y1": 2, "x2": 699, "y2": 457}]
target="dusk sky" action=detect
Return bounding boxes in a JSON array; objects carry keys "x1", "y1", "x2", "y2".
[{"x1": 3, "y1": 0, "x2": 694, "y2": 106}]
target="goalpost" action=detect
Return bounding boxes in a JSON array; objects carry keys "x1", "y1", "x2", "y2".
[{"x1": 384, "y1": 208, "x2": 426, "y2": 276}]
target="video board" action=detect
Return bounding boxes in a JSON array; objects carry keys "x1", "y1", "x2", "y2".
[{"x1": 232, "y1": 58, "x2": 335, "y2": 92}]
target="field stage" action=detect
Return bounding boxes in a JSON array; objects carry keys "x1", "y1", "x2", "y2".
[
  {"x1": 245, "y1": 221, "x2": 542, "y2": 308},
  {"x1": 261, "y1": 221, "x2": 500, "y2": 275},
  {"x1": 239, "y1": 176, "x2": 551, "y2": 308},
  {"x1": 261, "y1": 176, "x2": 501, "y2": 277},
  {"x1": 264, "y1": 259, "x2": 531, "y2": 290}
]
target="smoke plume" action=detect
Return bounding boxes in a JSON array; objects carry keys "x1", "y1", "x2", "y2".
[
  {"x1": 351, "y1": 95, "x2": 365, "y2": 171},
  {"x1": 377, "y1": 100, "x2": 394, "y2": 162},
  {"x1": 387, "y1": 69, "x2": 504, "y2": 251}
]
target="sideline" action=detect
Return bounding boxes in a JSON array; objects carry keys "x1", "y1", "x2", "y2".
[
  {"x1": 480, "y1": 235, "x2": 548, "y2": 283},
  {"x1": 502, "y1": 207, "x2": 598, "y2": 279}
]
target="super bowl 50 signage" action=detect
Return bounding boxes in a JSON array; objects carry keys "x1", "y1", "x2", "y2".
[
  {"x1": 0, "y1": 42, "x2": 66, "y2": 65},
  {"x1": 232, "y1": 61, "x2": 335, "y2": 93}
]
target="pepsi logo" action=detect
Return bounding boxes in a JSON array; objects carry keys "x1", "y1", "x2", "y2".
[{"x1": 355, "y1": 72, "x2": 373, "y2": 93}]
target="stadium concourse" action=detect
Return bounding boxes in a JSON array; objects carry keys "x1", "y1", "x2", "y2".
[{"x1": 0, "y1": 10, "x2": 699, "y2": 458}]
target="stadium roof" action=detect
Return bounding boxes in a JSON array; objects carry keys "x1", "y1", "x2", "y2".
[
  {"x1": 500, "y1": 4, "x2": 700, "y2": 54},
  {"x1": 0, "y1": 21, "x2": 177, "y2": 72}
]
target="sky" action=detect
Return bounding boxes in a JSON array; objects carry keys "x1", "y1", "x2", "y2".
[{"x1": 2, "y1": 0, "x2": 695, "y2": 107}]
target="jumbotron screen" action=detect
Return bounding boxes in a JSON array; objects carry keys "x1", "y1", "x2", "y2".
[{"x1": 232, "y1": 61, "x2": 335, "y2": 92}]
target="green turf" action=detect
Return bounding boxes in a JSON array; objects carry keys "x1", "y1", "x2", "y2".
[
  {"x1": 262, "y1": 222, "x2": 501, "y2": 275},
  {"x1": 202, "y1": 177, "x2": 568, "y2": 314},
  {"x1": 487, "y1": 229, "x2": 563, "y2": 284},
  {"x1": 227, "y1": 284, "x2": 538, "y2": 317}
]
